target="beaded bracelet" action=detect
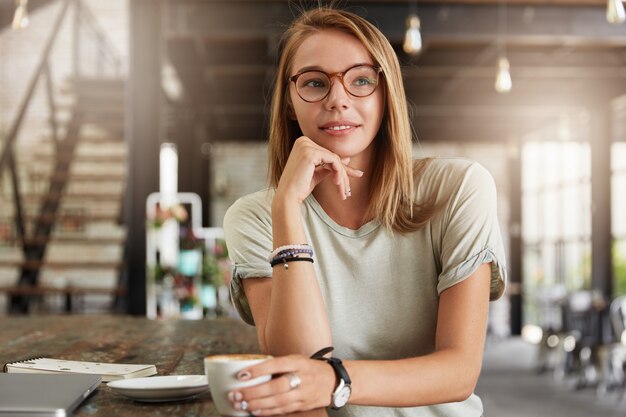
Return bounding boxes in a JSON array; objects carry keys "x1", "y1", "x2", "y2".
[
  {"x1": 270, "y1": 256, "x2": 314, "y2": 270},
  {"x1": 270, "y1": 248, "x2": 314, "y2": 264},
  {"x1": 268, "y1": 244, "x2": 314, "y2": 262}
]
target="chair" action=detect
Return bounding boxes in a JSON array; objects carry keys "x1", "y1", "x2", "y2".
[
  {"x1": 553, "y1": 290, "x2": 606, "y2": 389},
  {"x1": 597, "y1": 295, "x2": 626, "y2": 401},
  {"x1": 534, "y1": 285, "x2": 567, "y2": 373}
]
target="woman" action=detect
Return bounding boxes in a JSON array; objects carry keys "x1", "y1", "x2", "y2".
[{"x1": 223, "y1": 6, "x2": 506, "y2": 417}]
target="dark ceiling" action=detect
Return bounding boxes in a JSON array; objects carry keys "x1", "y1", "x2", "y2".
[{"x1": 163, "y1": 0, "x2": 626, "y2": 143}]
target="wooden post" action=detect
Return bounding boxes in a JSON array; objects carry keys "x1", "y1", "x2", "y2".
[
  {"x1": 125, "y1": 0, "x2": 162, "y2": 315},
  {"x1": 589, "y1": 102, "x2": 613, "y2": 300}
]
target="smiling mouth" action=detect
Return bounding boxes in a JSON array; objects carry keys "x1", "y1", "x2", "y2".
[{"x1": 320, "y1": 124, "x2": 361, "y2": 134}]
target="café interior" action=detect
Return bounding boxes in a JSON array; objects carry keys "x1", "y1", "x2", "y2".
[{"x1": 1, "y1": 0, "x2": 626, "y2": 415}]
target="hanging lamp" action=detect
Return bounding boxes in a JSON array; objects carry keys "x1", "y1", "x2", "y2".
[
  {"x1": 495, "y1": 0, "x2": 512, "y2": 93},
  {"x1": 403, "y1": 1, "x2": 422, "y2": 55},
  {"x1": 12, "y1": 0, "x2": 29, "y2": 30},
  {"x1": 607, "y1": 0, "x2": 626, "y2": 24}
]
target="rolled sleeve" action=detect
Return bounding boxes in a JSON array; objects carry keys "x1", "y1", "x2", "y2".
[
  {"x1": 436, "y1": 162, "x2": 507, "y2": 300},
  {"x1": 223, "y1": 190, "x2": 274, "y2": 325}
]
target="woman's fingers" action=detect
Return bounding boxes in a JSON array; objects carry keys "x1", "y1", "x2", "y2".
[
  {"x1": 312, "y1": 156, "x2": 355, "y2": 200},
  {"x1": 228, "y1": 355, "x2": 335, "y2": 415},
  {"x1": 239, "y1": 355, "x2": 301, "y2": 379},
  {"x1": 287, "y1": 137, "x2": 365, "y2": 201}
]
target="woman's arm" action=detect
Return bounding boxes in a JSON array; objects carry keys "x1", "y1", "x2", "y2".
[
  {"x1": 243, "y1": 137, "x2": 360, "y2": 357},
  {"x1": 346, "y1": 262, "x2": 492, "y2": 406},
  {"x1": 233, "y1": 263, "x2": 492, "y2": 414}
]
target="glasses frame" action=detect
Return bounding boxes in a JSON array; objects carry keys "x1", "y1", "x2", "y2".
[{"x1": 289, "y1": 64, "x2": 383, "y2": 103}]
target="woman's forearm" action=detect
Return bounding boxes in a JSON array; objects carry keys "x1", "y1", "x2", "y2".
[
  {"x1": 346, "y1": 348, "x2": 482, "y2": 407},
  {"x1": 265, "y1": 198, "x2": 332, "y2": 356}
]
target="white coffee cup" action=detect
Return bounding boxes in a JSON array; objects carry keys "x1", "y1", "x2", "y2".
[{"x1": 204, "y1": 353, "x2": 272, "y2": 416}]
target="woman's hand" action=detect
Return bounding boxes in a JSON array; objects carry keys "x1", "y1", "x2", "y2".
[
  {"x1": 227, "y1": 354, "x2": 335, "y2": 416},
  {"x1": 276, "y1": 136, "x2": 364, "y2": 205}
]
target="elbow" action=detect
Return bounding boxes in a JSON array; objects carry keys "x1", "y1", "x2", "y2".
[
  {"x1": 451, "y1": 373, "x2": 480, "y2": 403},
  {"x1": 452, "y1": 387, "x2": 475, "y2": 403}
]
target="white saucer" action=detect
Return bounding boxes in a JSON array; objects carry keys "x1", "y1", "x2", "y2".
[{"x1": 108, "y1": 375, "x2": 209, "y2": 402}]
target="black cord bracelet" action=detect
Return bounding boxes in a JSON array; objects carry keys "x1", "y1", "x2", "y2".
[{"x1": 269, "y1": 256, "x2": 314, "y2": 269}]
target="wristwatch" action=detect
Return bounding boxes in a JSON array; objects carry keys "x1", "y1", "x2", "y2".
[{"x1": 320, "y1": 357, "x2": 352, "y2": 409}]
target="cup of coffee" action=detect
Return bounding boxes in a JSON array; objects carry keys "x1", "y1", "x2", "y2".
[{"x1": 204, "y1": 354, "x2": 272, "y2": 416}]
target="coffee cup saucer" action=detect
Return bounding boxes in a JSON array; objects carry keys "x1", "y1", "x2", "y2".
[{"x1": 108, "y1": 375, "x2": 209, "y2": 402}]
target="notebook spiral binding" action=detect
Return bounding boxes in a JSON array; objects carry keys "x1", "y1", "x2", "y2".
[{"x1": 2, "y1": 357, "x2": 45, "y2": 373}]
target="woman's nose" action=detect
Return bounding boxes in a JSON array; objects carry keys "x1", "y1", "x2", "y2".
[{"x1": 323, "y1": 78, "x2": 350, "y2": 110}]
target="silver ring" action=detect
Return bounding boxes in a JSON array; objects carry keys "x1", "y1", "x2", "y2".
[
  {"x1": 286, "y1": 372, "x2": 301, "y2": 390},
  {"x1": 240, "y1": 400, "x2": 248, "y2": 411}
]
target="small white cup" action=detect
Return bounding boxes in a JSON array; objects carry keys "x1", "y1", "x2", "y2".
[{"x1": 204, "y1": 354, "x2": 272, "y2": 416}]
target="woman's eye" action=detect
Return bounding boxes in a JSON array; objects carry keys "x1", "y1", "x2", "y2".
[
  {"x1": 303, "y1": 79, "x2": 326, "y2": 88},
  {"x1": 353, "y1": 77, "x2": 374, "y2": 86}
]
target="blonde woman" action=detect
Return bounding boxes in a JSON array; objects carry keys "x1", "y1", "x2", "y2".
[{"x1": 223, "y1": 6, "x2": 506, "y2": 417}]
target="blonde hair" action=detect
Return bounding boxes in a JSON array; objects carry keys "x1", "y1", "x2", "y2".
[{"x1": 268, "y1": 7, "x2": 438, "y2": 233}]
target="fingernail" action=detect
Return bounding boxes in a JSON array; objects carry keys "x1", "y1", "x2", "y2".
[
  {"x1": 228, "y1": 391, "x2": 242, "y2": 402},
  {"x1": 237, "y1": 370, "x2": 251, "y2": 380},
  {"x1": 233, "y1": 402, "x2": 242, "y2": 410},
  {"x1": 356, "y1": 170, "x2": 364, "y2": 176},
  {"x1": 251, "y1": 410, "x2": 262, "y2": 416}
]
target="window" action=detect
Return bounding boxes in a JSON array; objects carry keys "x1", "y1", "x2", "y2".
[
  {"x1": 522, "y1": 141, "x2": 591, "y2": 324},
  {"x1": 612, "y1": 142, "x2": 626, "y2": 296}
]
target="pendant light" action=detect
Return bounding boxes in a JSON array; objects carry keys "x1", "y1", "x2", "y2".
[
  {"x1": 495, "y1": 56, "x2": 512, "y2": 93},
  {"x1": 12, "y1": 0, "x2": 29, "y2": 30},
  {"x1": 606, "y1": 0, "x2": 626, "y2": 24},
  {"x1": 403, "y1": 1, "x2": 422, "y2": 55},
  {"x1": 495, "y1": 0, "x2": 512, "y2": 93}
]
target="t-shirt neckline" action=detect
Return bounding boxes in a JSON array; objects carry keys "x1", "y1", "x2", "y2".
[{"x1": 304, "y1": 194, "x2": 381, "y2": 238}]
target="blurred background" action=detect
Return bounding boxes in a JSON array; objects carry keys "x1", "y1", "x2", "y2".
[{"x1": 1, "y1": 0, "x2": 626, "y2": 414}]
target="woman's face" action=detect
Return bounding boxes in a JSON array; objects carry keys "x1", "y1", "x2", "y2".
[{"x1": 288, "y1": 29, "x2": 384, "y2": 165}]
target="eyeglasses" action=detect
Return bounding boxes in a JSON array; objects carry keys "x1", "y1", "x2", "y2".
[{"x1": 289, "y1": 64, "x2": 382, "y2": 103}]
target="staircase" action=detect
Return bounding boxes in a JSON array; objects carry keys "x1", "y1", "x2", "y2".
[{"x1": 0, "y1": 76, "x2": 127, "y2": 313}]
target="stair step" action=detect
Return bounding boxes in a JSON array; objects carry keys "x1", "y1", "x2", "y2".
[
  {"x1": 27, "y1": 153, "x2": 127, "y2": 163},
  {"x1": 40, "y1": 134, "x2": 124, "y2": 144},
  {"x1": 0, "y1": 260, "x2": 122, "y2": 270},
  {"x1": 57, "y1": 100, "x2": 125, "y2": 113},
  {"x1": 28, "y1": 172, "x2": 126, "y2": 182},
  {"x1": 6, "y1": 213, "x2": 120, "y2": 225},
  {"x1": 62, "y1": 77, "x2": 125, "y2": 91},
  {"x1": 70, "y1": 76, "x2": 125, "y2": 89},
  {"x1": 21, "y1": 236, "x2": 125, "y2": 246},
  {"x1": 0, "y1": 285, "x2": 124, "y2": 296},
  {"x1": 21, "y1": 192, "x2": 123, "y2": 203}
]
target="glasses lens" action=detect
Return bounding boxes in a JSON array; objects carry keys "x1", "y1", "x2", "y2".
[
  {"x1": 344, "y1": 66, "x2": 379, "y2": 97},
  {"x1": 295, "y1": 71, "x2": 330, "y2": 102}
]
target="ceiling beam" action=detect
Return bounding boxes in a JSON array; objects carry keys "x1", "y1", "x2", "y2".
[{"x1": 164, "y1": 1, "x2": 626, "y2": 47}]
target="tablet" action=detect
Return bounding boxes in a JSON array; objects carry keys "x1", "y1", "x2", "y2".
[{"x1": 0, "y1": 373, "x2": 101, "y2": 417}]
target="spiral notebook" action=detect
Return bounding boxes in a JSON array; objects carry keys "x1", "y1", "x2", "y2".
[
  {"x1": 0, "y1": 373, "x2": 101, "y2": 417},
  {"x1": 3, "y1": 357, "x2": 157, "y2": 382}
]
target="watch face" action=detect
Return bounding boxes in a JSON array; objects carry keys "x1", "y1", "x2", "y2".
[{"x1": 334, "y1": 385, "x2": 351, "y2": 408}]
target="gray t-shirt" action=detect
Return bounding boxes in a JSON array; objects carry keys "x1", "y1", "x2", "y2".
[{"x1": 223, "y1": 157, "x2": 507, "y2": 417}]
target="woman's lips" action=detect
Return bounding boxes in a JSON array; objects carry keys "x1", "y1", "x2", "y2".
[{"x1": 320, "y1": 124, "x2": 360, "y2": 136}]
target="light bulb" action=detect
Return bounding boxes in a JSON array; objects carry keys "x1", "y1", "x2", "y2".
[
  {"x1": 495, "y1": 56, "x2": 512, "y2": 93},
  {"x1": 403, "y1": 14, "x2": 422, "y2": 55},
  {"x1": 607, "y1": 0, "x2": 626, "y2": 24},
  {"x1": 12, "y1": 0, "x2": 29, "y2": 30}
]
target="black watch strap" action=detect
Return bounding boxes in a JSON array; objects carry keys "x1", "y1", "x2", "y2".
[
  {"x1": 326, "y1": 357, "x2": 351, "y2": 385},
  {"x1": 310, "y1": 346, "x2": 334, "y2": 360}
]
